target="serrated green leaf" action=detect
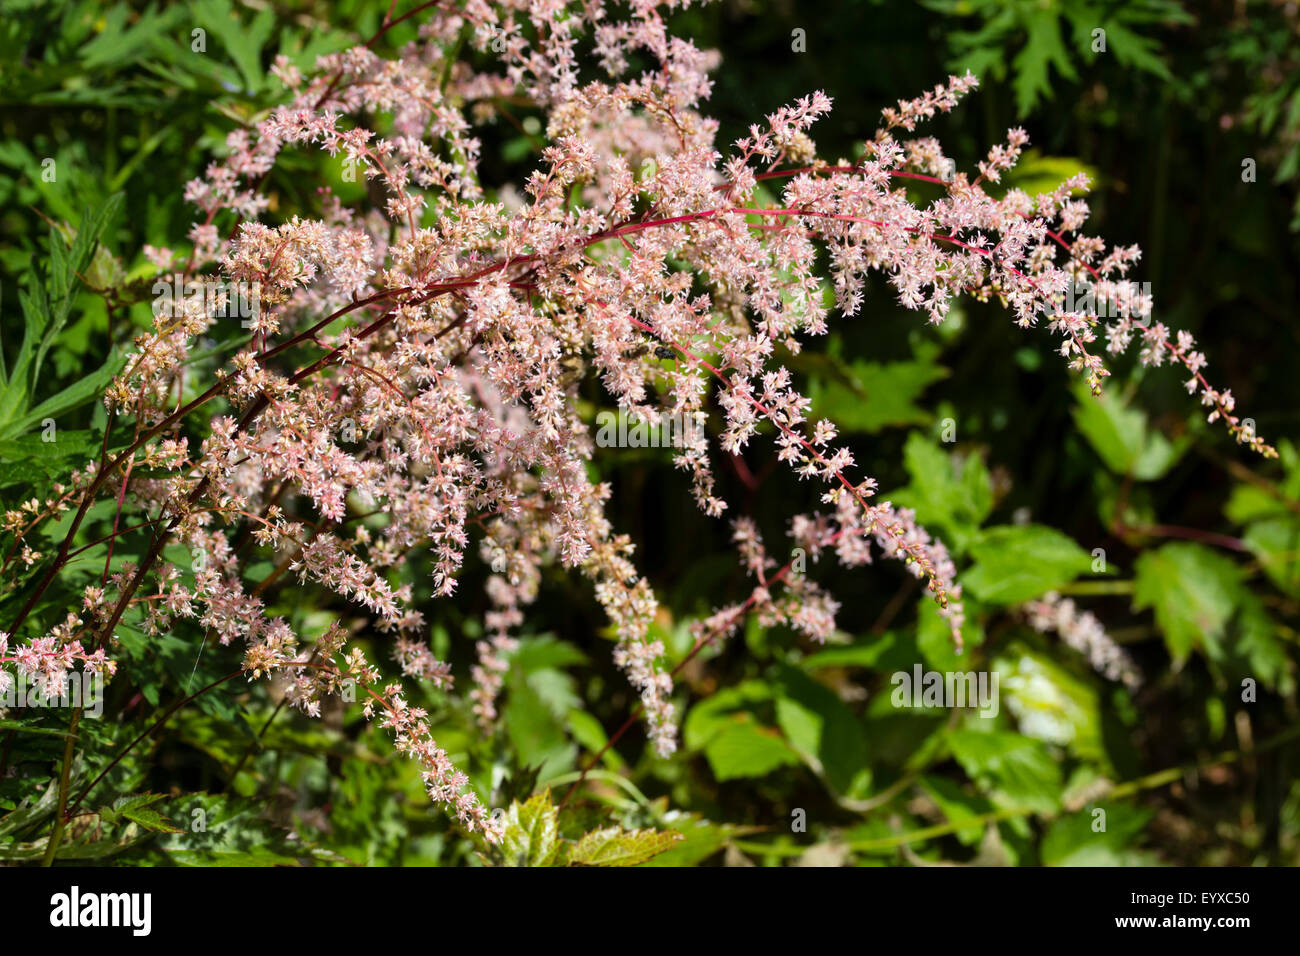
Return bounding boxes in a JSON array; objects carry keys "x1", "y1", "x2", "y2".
[
  {"x1": 808, "y1": 354, "x2": 947, "y2": 434},
  {"x1": 569, "y1": 826, "x2": 681, "y2": 866},
  {"x1": 500, "y1": 790, "x2": 563, "y2": 867},
  {"x1": 190, "y1": 0, "x2": 274, "y2": 93},
  {"x1": 109, "y1": 793, "x2": 182, "y2": 833},
  {"x1": 962, "y1": 524, "x2": 1093, "y2": 604},
  {"x1": 888, "y1": 433, "x2": 993, "y2": 553},
  {"x1": 1133, "y1": 542, "x2": 1241, "y2": 665},
  {"x1": 1012, "y1": 9, "x2": 1076, "y2": 116}
]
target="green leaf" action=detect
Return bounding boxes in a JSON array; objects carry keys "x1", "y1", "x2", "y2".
[
  {"x1": 1224, "y1": 482, "x2": 1284, "y2": 524},
  {"x1": 1242, "y1": 516, "x2": 1300, "y2": 598},
  {"x1": 191, "y1": 0, "x2": 275, "y2": 94},
  {"x1": 636, "y1": 812, "x2": 764, "y2": 867},
  {"x1": 948, "y1": 729, "x2": 1062, "y2": 814},
  {"x1": 500, "y1": 790, "x2": 563, "y2": 867},
  {"x1": 114, "y1": 622, "x2": 238, "y2": 717},
  {"x1": 35, "y1": 193, "x2": 124, "y2": 388},
  {"x1": 0, "y1": 776, "x2": 60, "y2": 838},
  {"x1": 108, "y1": 793, "x2": 183, "y2": 834},
  {"x1": 504, "y1": 669, "x2": 571, "y2": 776},
  {"x1": 962, "y1": 524, "x2": 1093, "y2": 604},
  {"x1": 1012, "y1": 9, "x2": 1076, "y2": 116},
  {"x1": 999, "y1": 150, "x2": 1100, "y2": 201},
  {"x1": 888, "y1": 433, "x2": 993, "y2": 553},
  {"x1": 0, "y1": 287, "x2": 47, "y2": 428},
  {"x1": 565, "y1": 709, "x2": 625, "y2": 769},
  {"x1": 502, "y1": 636, "x2": 584, "y2": 776},
  {"x1": 1072, "y1": 382, "x2": 1186, "y2": 481},
  {"x1": 79, "y1": 5, "x2": 185, "y2": 70},
  {"x1": 0, "y1": 457, "x2": 56, "y2": 489},
  {"x1": 682, "y1": 680, "x2": 773, "y2": 751},
  {"x1": 0, "y1": 429, "x2": 101, "y2": 466},
  {"x1": 772, "y1": 665, "x2": 869, "y2": 796},
  {"x1": 1, "y1": 353, "x2": 126, "y2": 440},
  {"x1": 1232, "y1": 591, "x2": 1293, "y2": 694},
  {"x1": 802, "y1": 631, "x2": 910, "y2": 671},
  {"x1": 703, "y1": 714, "x2": 801, "y2": 782},
  {"x1": 512, "y1": 634, "x2": 587, "y2": 672},
  {"x1": 154, "y1": 793, "x2": 332, "y2": 866},
  {"x1": 1041, "y1": 805, "x2": 1156, "y2": 866},
  {"x1": 569, "y1": 827, "x2": 682, "y2": 866},
  {"x1": 1104, "y1": 20, "x2": 1173, "y2": 80},
  {"x1": 808, "y1": 351, "x2": 947, "y2": 434},
  {"x1": 1133, "y1": 543, "x2": 1241, "y2": 665},
  {"x1": 0, "y1": 193, "x2": 122, "y2": 432}
]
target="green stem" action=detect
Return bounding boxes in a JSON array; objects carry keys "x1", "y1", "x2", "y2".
[
  {"x1": 41, "y1": 705, "x2": 82, "y2": 866},
  {"x1": 1058, "y1": 579, "x2": 1134, "y2": 596}
]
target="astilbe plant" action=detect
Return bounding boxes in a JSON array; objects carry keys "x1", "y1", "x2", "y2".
[{"x1": 1, "y1": 0, "x2": 1274, "y2": 845}]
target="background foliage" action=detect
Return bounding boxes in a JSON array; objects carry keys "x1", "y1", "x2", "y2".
[{"x1": 1, "y1": 0, "x2": 1298, "y2": 866}]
